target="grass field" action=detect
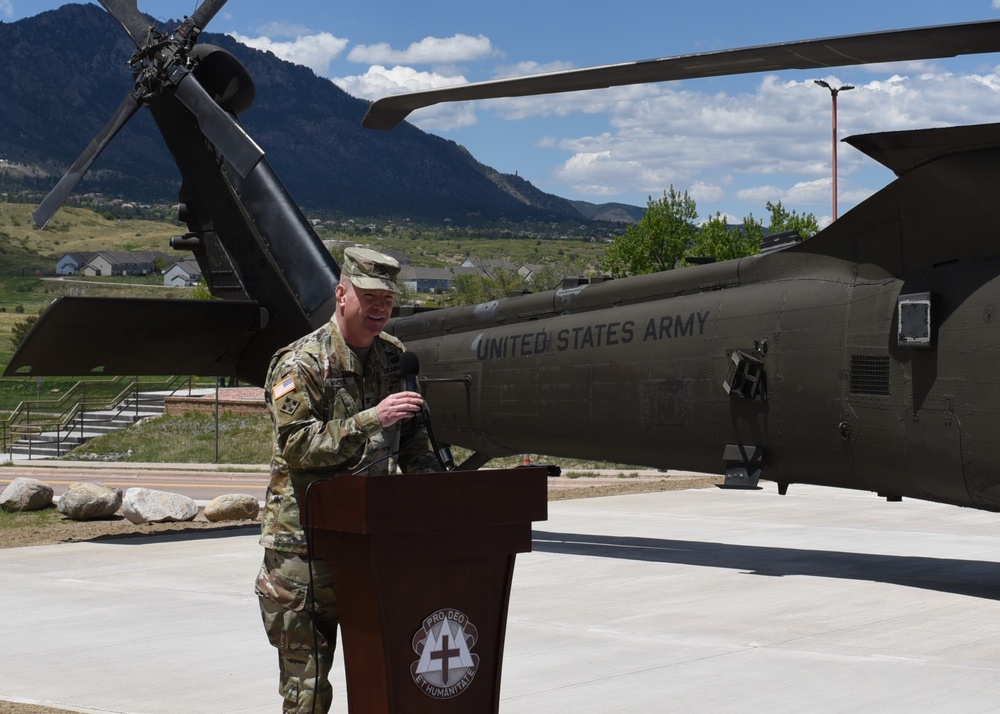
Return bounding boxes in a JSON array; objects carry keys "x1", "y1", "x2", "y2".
[
  {"x1": 68, "y1": 411, "x2": 273, "y2": 464},
  {"x1": 0, "y1": 202, "x2": 181, "y2": 255}
]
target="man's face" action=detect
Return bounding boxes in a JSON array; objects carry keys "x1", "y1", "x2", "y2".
[{"x1": 336, "y1": 281, "x2": 396, "y2": 347}]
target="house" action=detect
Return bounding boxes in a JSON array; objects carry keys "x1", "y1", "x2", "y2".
[
  {"x1": 77, "y1": 251, "x2": 176, "y2": 277},
  {"x1": 459, "y1": 258, "x2": 521, "y2": 277},
  {"x1": 460, "y1": 258, "x2": 545, "y2": 283},
  {"x1": 164, "y1": 259, "x2": 203, "y2": 287},
  {"x1": 398, "y1": 266, "x2": 456, "y2": 294},
  {"x1": 81, "y1": 253, "x2": 127, "y2": 277},
  {"x1": 377, "y1": 247, "x2": 412, "y2": 266},
  {"x1": 55, "y1": 252, "x2": 99, "y2": 275},
  {"x1": 518, "y1": 262, "x2": 545, "y2": 283}
]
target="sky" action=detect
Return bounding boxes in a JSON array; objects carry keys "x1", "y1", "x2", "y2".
[{"x1": 8, "y1": 1, "x2": 1000, "y2": 226}]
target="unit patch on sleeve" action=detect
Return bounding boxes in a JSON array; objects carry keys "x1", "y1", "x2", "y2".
[{"x1": 279, "y1": 396, "x2": 300, "y2": 415}]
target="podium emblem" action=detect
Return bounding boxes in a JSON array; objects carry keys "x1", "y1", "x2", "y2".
[{"x1": 410, "y1": 608, "x2": 480, "y2": 698}]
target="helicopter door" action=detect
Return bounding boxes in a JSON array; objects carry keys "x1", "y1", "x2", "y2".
[{"x1": 843, "y1": 281, "x2": 908, "y2": 494}]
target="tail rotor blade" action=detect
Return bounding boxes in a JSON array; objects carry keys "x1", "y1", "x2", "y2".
[
  {"x1": 98, "y1": 0, "x2": 153, "y2": 48},
  {"x1": 173, "y1": 72, "x2": 263, "y2": 177},
  {"x1": 33, "y1": 91, "x2": 143, "y2": 229}
]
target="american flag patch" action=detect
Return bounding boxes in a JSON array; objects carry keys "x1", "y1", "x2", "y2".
[{"x1": 272, "y1": 375, "x2": 296, "y2": 400}]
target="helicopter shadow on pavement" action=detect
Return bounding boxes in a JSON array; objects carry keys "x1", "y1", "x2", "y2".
[{"x1": 531, "y1": 530, "x2": 1000, "y2": 601}]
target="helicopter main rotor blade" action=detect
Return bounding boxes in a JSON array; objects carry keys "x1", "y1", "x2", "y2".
[
  {"x1": 33, "y1": 90, "x2": 143, "y2": 229},
  {"x1": 363, "y1": 18, "x2": 1000, "y2": 130},
  {"x1": 190, "y1": 0, "x2": 228, "y2": 33},
  {"x1": 173, "y1": 70, "x2": 264, "y2": 177},
  {"x1": 99, "y1": 0, "x2": 153, "y2": 48},
  {"x1": 174, "y1": 0, "x2": 229, "y2": 45}
]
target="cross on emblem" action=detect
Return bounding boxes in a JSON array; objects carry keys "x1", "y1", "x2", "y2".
[{"x1": 429, "y1": 633, "x2": 461, "y2": 685}]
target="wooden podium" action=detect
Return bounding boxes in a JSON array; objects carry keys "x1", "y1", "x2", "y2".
[{"x1": 305, "y1": 467, "x2": 548, "y2": 713}]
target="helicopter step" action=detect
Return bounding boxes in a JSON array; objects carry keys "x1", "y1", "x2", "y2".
[{"x1": 720, "y1": 444, "x2": 763, "y2": 489}]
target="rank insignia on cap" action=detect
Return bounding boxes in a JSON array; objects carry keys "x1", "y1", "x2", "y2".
[{"x1": 273, "y1": 375, "x2": 296, "y2": 400}]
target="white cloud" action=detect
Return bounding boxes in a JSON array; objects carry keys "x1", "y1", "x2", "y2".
[
  {"x1": 543, "y1": 80, "x2": 824, "y2": 201},
  {"x1": 859, "y1": 60, "x2": 940, "y2": 75},
  {"x1": 688, "y1": 182, "x2": 726, "y2": 205},
  {"x1": 0, "y1": 0, "x2": 12, "y2": 18},
  {"x1": 553, "y1": 142, "x2": 679, "y2": 197},
  {"x1": 736, "y1": 179, "x2": 830, "y2": 206},
  {"x1": 334, "y1": 64, "x2": 467, "y2": 97},
  {"x1": 327, "y1": 35, "x2": 510, "y2": 132},
  {"x1": 347, "y1": 34, "x2": 501, "y2": 66},
  {"x1": 332, "y1": 65, "x2": 476, "y2": 131},
  {"x1": 515, "y1": 64, "x2": 1000, "y2": 213},
  {"x1": 783, "y1": 179, "x2": 836, "y2": 205},
  {"x1": 734, "y1": 184, "x2": 786, "y2": 204},
  {"x1": 229, "y1": 32, "x2": 349, "y2": 76}
]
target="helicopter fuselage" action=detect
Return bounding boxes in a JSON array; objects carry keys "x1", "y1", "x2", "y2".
[{"x1": 390, "y1": 133, "x2": 1000, "y2": 510}]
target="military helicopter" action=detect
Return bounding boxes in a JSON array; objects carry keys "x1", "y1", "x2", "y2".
[{"x1": 12, "y1": 0, "x2": 1000, "y2": 512}]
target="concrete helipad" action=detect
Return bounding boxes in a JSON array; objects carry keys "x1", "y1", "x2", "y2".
[{"x1": 3, "y1": 484, "x2": 1000, "y2": 712}]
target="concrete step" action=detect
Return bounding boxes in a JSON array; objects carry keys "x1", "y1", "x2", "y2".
[
  {"x1": 8, "y1": 392, "x2": 169, "y2": 460},
  {"x1": 9, "y1": 438, "x2": 86, "y2": 459},
  {"x1": 75, "y1": 411, "x2": 163, "y2": 426}
]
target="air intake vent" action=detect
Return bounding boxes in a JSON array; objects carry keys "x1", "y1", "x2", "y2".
[{"x1": 850, "y1": 355, "x2": 890, "y2": 396}]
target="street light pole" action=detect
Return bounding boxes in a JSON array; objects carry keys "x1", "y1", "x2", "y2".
[{"x1": 814, "y1": 80, "x2": 854, "y2": 221}]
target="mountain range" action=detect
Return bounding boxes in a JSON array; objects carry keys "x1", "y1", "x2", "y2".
[{"x1": 0, "y1": 4, "x2": 642, "y2": 223}]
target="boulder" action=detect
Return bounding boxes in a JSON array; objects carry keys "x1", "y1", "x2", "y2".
[
  {"x1": 123, "y1": 488, "x2": 198, "y2": 524},
  {"x1": 0, "y1": 477, "x2": 54, "y2": 512},
  {"x1": 203, "y1": 494, "x2": 260, "y2": 522},
  {"x1": 57, "y1": 482, "x2": 123, "y2": 520},
  {"x1": 56, "y1": 481, "x2": 122, "y2": 521}
]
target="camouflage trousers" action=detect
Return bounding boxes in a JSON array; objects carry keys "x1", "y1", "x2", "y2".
[{"x1": 256, "y1": 549, "x2": 340, "y2": 714}]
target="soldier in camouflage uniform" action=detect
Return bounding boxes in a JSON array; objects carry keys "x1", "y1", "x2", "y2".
[{"x1": 255, "y1": 247, "x2": 439, "y2": 713}]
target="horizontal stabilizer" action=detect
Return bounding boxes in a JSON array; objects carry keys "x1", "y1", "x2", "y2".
[
  {"x1": 845, "y1": 122, "x2": 1000, "y2": 176},
  {"x1": 4, "y1": 297, "x2": 264, "y2": 378}
]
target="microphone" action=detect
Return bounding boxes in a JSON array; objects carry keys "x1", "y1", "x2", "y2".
[
  {"x1": 399, "y1": 351, "x2": 430, "y2": 423},
  {"x1": 398, "y1": 351, "x2": 454, "y2": 471}
]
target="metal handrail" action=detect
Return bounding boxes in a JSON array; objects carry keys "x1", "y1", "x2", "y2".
[{"x1": 1, "y1": 375, "x2": 197, "y2": 458}]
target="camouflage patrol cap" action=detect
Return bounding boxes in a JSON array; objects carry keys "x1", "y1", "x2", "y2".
[{"x1": 341, "y1": 247, "x2": 401, "y2": 294}]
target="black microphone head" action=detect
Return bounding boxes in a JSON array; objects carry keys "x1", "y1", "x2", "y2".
[{"x1": 399, "y1": 350, "x2": 420, "y2": 377}]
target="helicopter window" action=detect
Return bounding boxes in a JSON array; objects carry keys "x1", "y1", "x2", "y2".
[
  {"x1": 850, "y1": 355, "x2": 890, "y2": 396},
  {"x1": 897, "y1": 292, "x2": 932, "y2": 347}
]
